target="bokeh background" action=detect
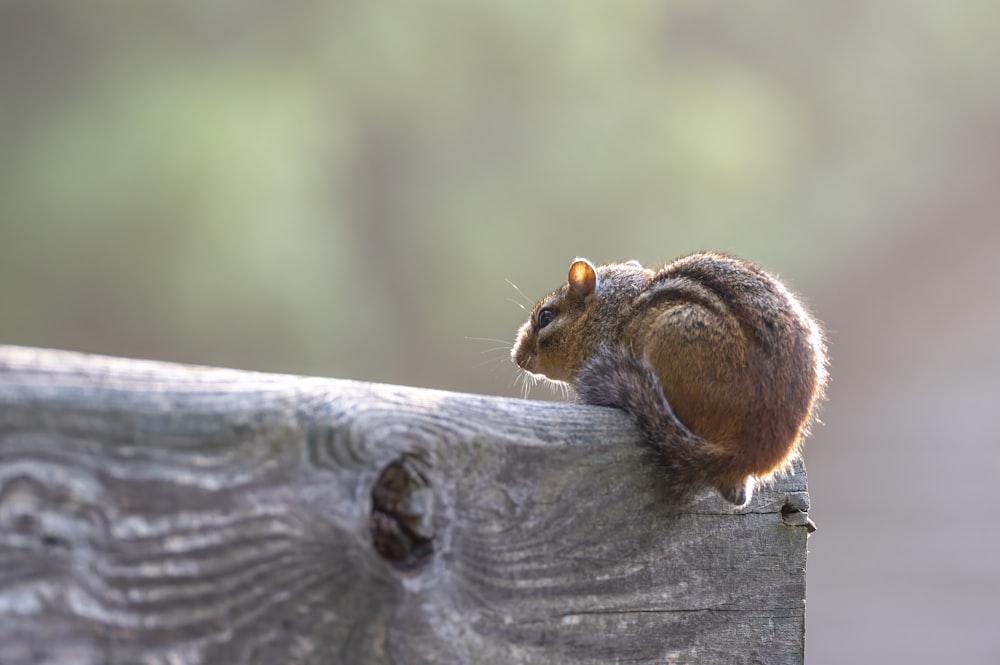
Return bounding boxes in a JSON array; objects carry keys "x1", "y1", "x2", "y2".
[{"x1": 2, "y1": 2, "x2": 999, "y2": 662}]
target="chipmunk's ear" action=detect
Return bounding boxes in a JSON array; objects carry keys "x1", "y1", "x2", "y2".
[{"x1": 568, "y1": 259, "x2": 597, "y2": 299}]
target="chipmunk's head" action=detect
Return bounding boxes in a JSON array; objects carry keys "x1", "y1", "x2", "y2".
[
  {"x1": 512, "y1": 259, "x2": 597, "y2": 384},
  {"x1": 511, "y1": 259, "x2": 651, "y2": 385}
]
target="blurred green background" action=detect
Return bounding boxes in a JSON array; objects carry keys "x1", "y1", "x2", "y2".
[{"x1": 3, "y1": 2, "x2": 999, "y2": 662}]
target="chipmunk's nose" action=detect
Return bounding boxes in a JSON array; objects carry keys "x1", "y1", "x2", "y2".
[{"x1": 511, "y1": 347, "x2": 533, "y2": 371}]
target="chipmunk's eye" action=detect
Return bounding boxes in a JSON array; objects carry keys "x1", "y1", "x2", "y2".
[{"x1": 536, "y1": 307, "x2": 557, "y2": 330}]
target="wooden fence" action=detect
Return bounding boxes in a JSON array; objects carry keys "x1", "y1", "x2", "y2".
[{"x1": 0, "y1": 345, "x2": 812, "y2": 664}]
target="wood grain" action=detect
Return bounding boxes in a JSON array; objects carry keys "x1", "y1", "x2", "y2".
[{"x1": 0, "y1": 345, "x2": 810, "y2": 664}]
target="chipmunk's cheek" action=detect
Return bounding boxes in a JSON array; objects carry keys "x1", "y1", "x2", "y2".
[{"x1": 532, "y1": 357, "x2": 564, "y2": 382}]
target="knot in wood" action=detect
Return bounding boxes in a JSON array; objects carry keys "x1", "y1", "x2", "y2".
[{"x1": 370, "y1": 452, "x2": 435, "y2": 572}]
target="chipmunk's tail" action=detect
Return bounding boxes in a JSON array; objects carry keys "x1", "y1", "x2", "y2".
[{"x1": 574, "y1": 345, "x2": 752, "y2": 507}]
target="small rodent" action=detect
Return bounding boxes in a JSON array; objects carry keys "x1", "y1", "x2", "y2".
[{"x1": 511, "y1": 252, "x2": 827, "y2": 507}]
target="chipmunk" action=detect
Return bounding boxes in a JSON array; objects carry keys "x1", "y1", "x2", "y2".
[{"x1": 511, "y1": 252, "x2": 827, "y2": 507}]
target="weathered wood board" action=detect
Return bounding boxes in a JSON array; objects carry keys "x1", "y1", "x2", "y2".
[{"x1": 0, "y1": 345, "x2": 811, "y2": 665}]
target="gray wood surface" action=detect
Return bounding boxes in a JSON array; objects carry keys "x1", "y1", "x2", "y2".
[{"x1": 0, "y1": 345, "x2": 811, "y2": 665}]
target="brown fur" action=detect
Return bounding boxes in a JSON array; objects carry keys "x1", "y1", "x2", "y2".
[{"x1": 512, "y1": 252, "x2": 827, "y2": 507}]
